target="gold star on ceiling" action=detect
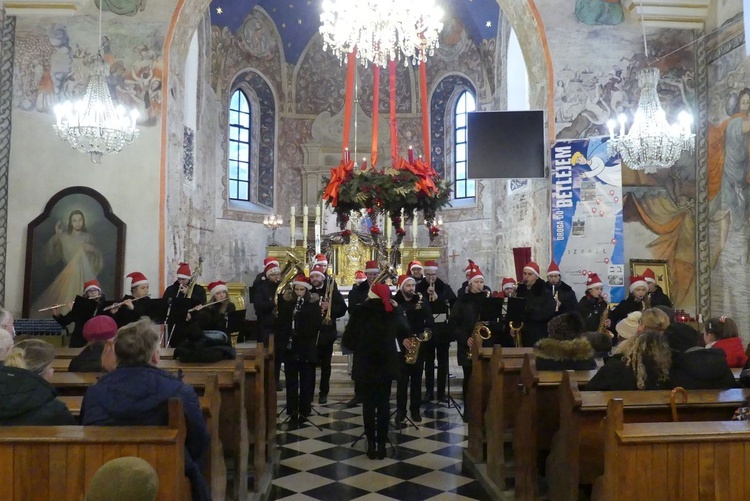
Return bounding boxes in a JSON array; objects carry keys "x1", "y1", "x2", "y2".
[{"x1": 216, "y1": 7, "x2": 222, "y2": 14}]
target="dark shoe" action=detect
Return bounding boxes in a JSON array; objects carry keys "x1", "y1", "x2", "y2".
[
  {"x1": 345, "y1": 396, "x2": 360, "y2": 408},
  {"x1": 366, "y1": 438, "x2": 377, "y2": 459},
  {"x1": 318, "y1": 394, "x2": 328, "y2": 405},
  {"x1": 411, "y1": 410, "x2": 423, "y2": 423},
  {"x1": 377, "y1": 441, "x2": 387, "y2": 459}
]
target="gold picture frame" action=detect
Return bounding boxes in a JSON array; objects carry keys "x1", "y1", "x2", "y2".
[{"x1": 629, "y1": 259, "x2": 671, "y2": 298}]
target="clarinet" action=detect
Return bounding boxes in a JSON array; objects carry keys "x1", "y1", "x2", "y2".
[{"x1": 288, "y1": 297, "x2": 304, "y2": 350}]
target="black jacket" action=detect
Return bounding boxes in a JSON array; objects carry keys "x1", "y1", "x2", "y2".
[
  {"x1": 0, "y1": 366, "x2": 75, "y2": 426},
  {"x1": 253, "y1": 279, "x2": 279, "y2": 341},
  {"x1": 69, "y1": 343, "x2": 105, "y2": 372},
  {"x1": 277, "y1": 294, "x2": 323, "y2": 363},
  {"x1": 53, "y1": 296, "x2": 110, "y2": 348},
  {"x1": 669, "y1": 348, "x2": 736, "y2": 390},
  {"x1": 195, "y1": 302, "x2": 237, "y2": 333},
  {"x1": 585, "y1": 355, "x2": 668, "y2": 391},
  {"x1": 416, "y1": 278, "x2": 457, "y2": 344},
  {"x1": 577, "y1": 294, "x2": 609, "y2": 332},
  {"x1": 609, "y1": 294, "x2": 646, "y2": 331},
  {"x1": 347, "y1": 281, "x2": 371, "y2": 314},
  {"x1": 113, "y1": 295, "x2": 151, "y2": 327},
  {"x1": 449, "y1": 291, "x2": 501, "y2": 366},
  {"x1": 342, "y1": 299, "x2": 410, "y2": 383},
  {"x1": 647, "y1": 285, "x2": 672, "y2": 308},
  {"x1": 533, "y1": 337, "x2": 597, "y2": 371},
  {"x1": 310, "y1": 281, "x2": 347, "y2": 346},
  {"x1": 546, "y1": 280, "x2": 578, "y2": 316},
  {"x1": 457, "y1": 281, "x2": 491, "y2": 298},
  {"x1": 163, "y1": 281, "x2": 207, "y2": 308},
  {"x1": 515, "y1": 279, "x2": 556, "y2": 347}
]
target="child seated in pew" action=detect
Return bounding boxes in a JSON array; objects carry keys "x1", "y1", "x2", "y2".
[
  {"x1": 0, "y1": 339, "x2": 75, "y2": 425},
  {"x1": 69, "y1": 316, "x2": 118, "y2": 373},
  {"x1": 703, "y1": 316, "x2": 747, "y2": 368},
  {"x1": 80, "y1": 319, "x2": 211, "y2": 501},
  {"x1": 585, "y1": 331, "x2": 672, "y2": 391},
  {"x1": 534, "y1": 312, "x2": 597, "y2": 371}
]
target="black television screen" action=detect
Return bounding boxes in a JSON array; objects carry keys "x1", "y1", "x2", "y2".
[{"x1": 467, "y1": 110, "x2": 546, "y2": 179}]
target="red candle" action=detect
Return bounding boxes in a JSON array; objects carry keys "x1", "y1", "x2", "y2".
[
  {"x1": 344, "y1": 147, "x2": 350, "y2": 163},
  {"x1": 408, "y1": 146, "x2": 414, "y2": 163},
  {"x1": 361, "y1": 158, "x2": 367, "y2": 171}
]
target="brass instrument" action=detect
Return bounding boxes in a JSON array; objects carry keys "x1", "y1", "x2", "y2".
[
  {"x1": 552, "y1": 285, "x2": 560, "y2": 312},
  {"x1": 405, "y1": 330, "x2": 432, "y2": 365},
  {"x1": 473, "y1": 321, "x2": 491, "y2": 340},
  {"x1": 186, "y1": 258, "x2": 203, "y2": 298},
  {"x1": 372, "y1": 263, "x2": 397, "y2": 285},
  {"x1": 597, "y1": 304, "x2": 614, "y2": 338},
  {"x1": 102, "y1": 294, "x2": 150, "y2": 312},
  {"x1": 273, "y1": 251, "x2": 304, "y2": 317},
  {"x1": 322, "y1": 271, "x2": 335, "y2": 325},
  {"x1": 509, "y1": 321, "x2": 524, "y2": 347},
  {"x1": 644, "y1": 292, "x2": 652, "y2": 310}
]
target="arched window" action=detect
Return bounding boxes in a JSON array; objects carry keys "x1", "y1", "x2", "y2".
[
  {"x1": 228, "y1": 90, "x2": 251, "y2": 201},
  {"x1": 454, "y1": 91, "x2": 476, "y2": 199}
]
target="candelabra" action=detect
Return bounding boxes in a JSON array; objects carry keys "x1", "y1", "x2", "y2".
[{"x1": 263, "y1": 214, "x2": 283, "y2": 246}]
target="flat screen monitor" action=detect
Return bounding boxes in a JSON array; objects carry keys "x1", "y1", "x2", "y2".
[{"x1": 467, "y1": 110, "x2": 546, "y2": 179}]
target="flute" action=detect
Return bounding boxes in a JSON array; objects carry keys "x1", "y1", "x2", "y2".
[
  {"x1": 187, "y1": 298, "x2": 227, "y2": 313},
  {"x1": 102, "y1": 294, "x2": 150, "y2": 312},
  {"x1": 38, "y1": 301, "x2": 75, "y2": 313}
]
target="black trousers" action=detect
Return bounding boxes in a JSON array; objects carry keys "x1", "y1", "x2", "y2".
[
  {"x1": 317, "y1": 342, "x2": 334, "y2": 396},
  {"x1": 360, "y1": 381, "x2": 392, "y2": 441},
  {"x1": 397, "y1": 357, "x2": 423, "y2": 416},
  {"x1": 423, "y1": 339, "x2": 450, "y2": 399},
  {"x1": 285, "y1": 356, "x2": 316, "y2": 416}
]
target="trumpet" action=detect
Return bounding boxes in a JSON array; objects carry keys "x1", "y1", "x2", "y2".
[
  {"x1": 102, "y1": 294, "x2": 150, "y2": 312},
  {"x1": 405, "y1": 330, "x2": 432, "y2": 365}
]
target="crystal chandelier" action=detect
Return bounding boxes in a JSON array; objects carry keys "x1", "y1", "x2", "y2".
[
  {"x1": 319, "y1": 0, "x2": 444, "y2": 67},
  {"x1": 606, "y1": 68, "x2": 694, "y2": 174},
  {"x1": 53, "y1": 6, "x2": 139, "y2": 163}
]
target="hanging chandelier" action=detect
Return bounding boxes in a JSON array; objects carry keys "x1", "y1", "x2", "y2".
[
  {"x1": 52, "y1": 6, "x2": 139, "y2": 163},
  {"x1": 319, "y1": 0, "x2": 444, "y2": 67}
]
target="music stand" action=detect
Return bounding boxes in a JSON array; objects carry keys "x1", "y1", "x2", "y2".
[
  {"x1": 440, "y1": 372, "x2": 464, "y2": 420},
  {"x1": 146, "y1": 298, "x2": 170, "y2": 324}
]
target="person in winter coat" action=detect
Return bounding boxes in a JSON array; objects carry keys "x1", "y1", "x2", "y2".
[
  {"x1": 515, "y1": 262, "x2": 556, "y2": 346},
  {"x1": 80, "y1": 319, "x2": 211, "y2": 501},
  {"x1": 545, "y1": 261, "x2": 578, "y2": 315},
  {"x1": 342, "y1": 283, "x2": 410, "y2": 460},
  {"x1": 534, "y1": 312, "x2": 597, "y2": 371},
  {"x1": 704, "y1": 316, "x2": 748, "y2": 368},
  {"x1": 609, "y1": 275, "x2": 649, "y2": 329},
  {"x1": 0, "y1": 339, "x2": 75, "y2": 426},
  {"x1": 577, "y1": 273, "x2": 611, "y2": 333},
  {"x1": 586, "y1": 330, "x2": 672, "y2": 391}
]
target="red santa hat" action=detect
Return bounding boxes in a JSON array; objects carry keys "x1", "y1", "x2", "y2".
[
  {"x1": 310, "y1": 264, "x2": 327, "y2": 279},
  {"x1": 467, "y1": 268, "x2": 485, "y2": 284},
  {"x1": 546, "y1": 261, "x2": 561, "y2": 276},
  {"x1": 313, "y1": 253, "x2": 328, "y2": 266},
  {"x1": 264, "y1": 261, "x2": 281, "y2": 276},
  {"x1": 291, "y1": 274, "x2": 312, "y2": 290},
  {"x1": 586, "y1": 273, "x2": 604, "y2": 289},
  {"x1": 424, "y1": 260, "x2": 439, "y2": 272},
  {"x1": 83, "y1": 279, "x2": 101, "y2": 294},
  {"x1": 629, "y1": 275, "x2": 648, "y2": 292},
  {"x1": 365, "y1": 260, "x2": 379, "y2": 273},
  {"x1": 408, "y1": 260, "x2": 423, "y2": 272},
  {"x1": 368, "y1": 283, "x2": 393, "y2": 312},
  {"x1": 208, "y1": 281, "x2": 228, "y2": 297},
  {"x1": 126, "y1": 272, "x2": 149, "y2": 288},
  {"x1": 354, "y1": 270, "x2": 366, "y2": 283},
  {"x1": 523, "y1": 261, "x2": 540, "y2": 277},
  {"x1": 501, "y1": 277, "x2": 516, "y2": 291},
  {"x1": 263, "y1": 257, "x2": 279, "y2": 268},
  {"x1": 643, "y1": 268, "x2": 656, "y2": 284},
  {"x1": 464, "y1": 259, "x2": 476, "y2": 276},
  {"x1": 176, "y1": 262, "x2": 191, "y2": 279},
  {"x1": 397, "y1": 274, "x2": 416, "y2": 290}
]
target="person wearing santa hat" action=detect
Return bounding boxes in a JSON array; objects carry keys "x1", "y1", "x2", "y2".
[
  {"x1": 191, "y1": 281, "x2": 237, "y2": 334},
  {"x1": 416, "y1": 260, "x2": 457, "y2": 402},
  {"x1": 577, "y1": 273, "x2": 612, "y2": 334},
  {"x1": 457, "y1": 259, "x2": 491, "y2": 297},
  {"x1": 609, "y1": 275, "x2": 649, "y2": 333},
  {"x1": 276, "y1": 274, "x2": 322, "y2": 422},
  {"x1": 313, "y1": 253, "x2": 328, "y2": 268},
  {"x1": 111, "y1": 272, "x2": 152, "y2": 327},
  {"x1": 353, "y1": 270, "x2": 367, "y2": 285},
  {"x1": 308, "y1": 264, "x2": 346, "y2": 404},
  {"x1": 515, "y1": 261, "x2": 556, "y2": 346},
  {"x1": 408, "y1": 261, "x2": 425, "y2": 286},
  {"x1": 545, "y1": 261, "x2": 578, "y2": 315},
  {"x1": 394, "y1": 274, "x2": 434, "y2": 425},
  {"x1": 163, "y1": 262, "x2": 207, "y2": 308},
  {"x1": 51, "y1": 278, "x2": 110, "y2": 348},
  {"x1": 252, "y1": 257, "x2": 285, "y2": 388},
  {"x1": 642, "y1": 268, "x2": 673, "y2": 308},
  {"x1": 342, "y1": 283, "x2": 410, "y2": 459}
]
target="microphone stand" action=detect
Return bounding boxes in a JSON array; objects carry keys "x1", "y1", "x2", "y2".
[{"x1": 165, "y1": 285, "x2": 184, "y2": 347}]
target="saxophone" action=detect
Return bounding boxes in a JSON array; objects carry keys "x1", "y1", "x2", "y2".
[
  {"x1": 405, "y1": 330, "x2": 432, "y2": 364},
  {"x1": 597, "y1": 303, "x2": 613, "y2": 338},
  {"x1": 644, "y1": 292, "x2": 652, "y2": 310}
]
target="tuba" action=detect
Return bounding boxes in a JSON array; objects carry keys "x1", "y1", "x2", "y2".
[
  {"x1": 273, "y1": 251, "x2": 304, "y2": 317},
  {"x1": 405, "y1": 330, "x2": 432, "y2": 365}
]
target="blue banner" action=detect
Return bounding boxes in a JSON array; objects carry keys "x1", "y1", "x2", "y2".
[{"x1": 551, "y1": 137, "x2": 625, "y2": 303}]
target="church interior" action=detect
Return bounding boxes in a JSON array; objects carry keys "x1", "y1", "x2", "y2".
[{"x1": 2, "y1": 0, "x2": 750, "y2": 499}]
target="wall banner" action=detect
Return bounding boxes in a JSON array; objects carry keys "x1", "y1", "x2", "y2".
[{"x1": 551, "y1": 137, "x2": 625, "y2": 303}]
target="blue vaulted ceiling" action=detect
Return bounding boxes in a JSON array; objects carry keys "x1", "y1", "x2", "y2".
[{"x1": 210, "y1": 0, "x2": 501, "y2": 64}]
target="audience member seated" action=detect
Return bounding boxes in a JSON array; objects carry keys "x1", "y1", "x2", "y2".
[
  {"x1": 0, "y1": 307, "x2": 15, "y2": 338},
  {"x1": 80, "y1": 319, "x2": 211, "y2": 501},
  {"x1": 585, "y1": 331, "x2": 672, "y2": 391},
  {"x1": 0, "y1": 328, "x2": 13, "y2": 364},
  {"x1": 85, "y1": 456, "x2": 159, "y2": 501},
  {"x1": 0, "y1": 339, "x2": 75, "y2": 425},
  {"x1": 640, "y1": 307, "x2": 670, "y2": 334},
  {"x1": 69, "y1": 316, "x2": 118, "y2": 373},
  {"x1": 703, "y1": 316, "x2": 747, "y2": 368},
  {"x1": 614, "y1": 311, "x2": 641, "y2": 345},
  {"x1": 534, "y1": 312, "x2": 597, "y2": 371},
  {"x1": 582, "y1": 331, "x2": 613, "y2": 361}
]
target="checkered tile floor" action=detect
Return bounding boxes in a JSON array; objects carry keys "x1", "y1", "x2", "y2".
[{"x1": 271, "y1": 398, "x2": 491, "y2": 500}]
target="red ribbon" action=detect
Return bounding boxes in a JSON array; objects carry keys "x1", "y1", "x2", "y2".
[
  {"x1": 393, "y1": 157, "x2": 438, "y2": 196},
  {"x1": 389, "y1": 60, "x2": 398, "y2": 167},
  {"x1": 322, "y1": 160, "x2": 354, "y2": 207}
]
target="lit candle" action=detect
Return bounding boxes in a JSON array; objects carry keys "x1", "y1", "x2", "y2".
[
  {"x1": 400, "y1": 209, "x2": 405, "y2": 250},
  {"x1": 412, "y1": 209, "x2": 418, "y2": 249},
  {"x1": 315, "y1": 222, "x2": 321, "y2": 254},
  {"x1": 344, "y1": 147, "x2": 350, "y2": 163},
  {"x1": 290, "y1": 206, "x2": 296, "y2": 248},
  {"x1": 618, "y1": 114, "x2": 626, "y2": 137},
  {"x1": 302, "y1": 205, "x2": 309, "y2": 250},
  {"x1": 607, "y1": 120, "x2": 615, "y2": 140},
  {"x1": 437, "y1": 215, "x2": 443, "y2": 226},
  {"x1": 385, "y1": 212, "x2": 392, "y2": 246},
  {"x1": 408, "y1": 145, "x2": 414, "y2": 164},
  {"x1": 361, "y1": 157, "x2": 367, "y2": 171}
]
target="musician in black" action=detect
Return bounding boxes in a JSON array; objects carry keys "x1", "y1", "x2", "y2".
[
  {"x1": 111, "y1": 271, "x2": 152, "y2": 327},
  {"x1": 52, "y1": 279, "x2": 110, "y2": 348},
  {"x1": 193, "y1": 281, "x2": 236, "y2": 333},
  {"x1": 309, "y1": 264, "x2": 346, "y2": 405},
  {"x1": 278, "y1": 275, "x2": 322, "y2": 421},
  {"x1": 253, "y1": 259, "x2": 283, "y2": 388},
  {"x1": 416, "y1": 260, "x2": 456, "y2": 402},
  {"x1": 394, "y1": 275, "x2": 433, "y2": 425},
  {"x1": 545, "y1": 261, "x2": 577, "y2": 315},
  {"x1": 457, "y1": 259, "x2": 491, "y2": 297},
  {"x1": 609, "y1": 275, "x2": 649, "y2": 330},
  {"x1": 162, "y1": 262, "x2": 206, "y2": 347},
  {"x1": 643, "y1": 268, "x2": 673, "y2": 308},
  {"x1": 577, "y1": 273, "x2": 611, "y2": 333},
  {"x1": 515, "y1": 262, "x2": 556, "y2": 347},
  {"x1": 408, "y1": 261, "x2": 425, "y2": 287}
]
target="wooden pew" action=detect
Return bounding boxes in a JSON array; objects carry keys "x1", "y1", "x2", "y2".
[
  {"x1": 547, "y1": 372, "x2": 750, "y2": 501},
  {"x1": 591, "y1": 398, "x2": 750, "y2": 500},
  {"x1": 0, "y1": 399, "x2": 192, "y2": 500},
  {"x1": 59, "y1": 374, "x2": 228, "y2": 501}
]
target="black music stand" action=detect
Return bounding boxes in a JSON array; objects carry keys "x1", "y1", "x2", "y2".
[
  {"x1": 440, "y1": 372, "x2": 464, "y2": 420},
  {"x1": 226, "y1": 309, "x2": 247, "y2": 334}
]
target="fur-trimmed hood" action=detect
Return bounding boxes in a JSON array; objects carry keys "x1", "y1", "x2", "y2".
[{"x1": 534, "y1": 337, "x2": 594, "y2": 361}]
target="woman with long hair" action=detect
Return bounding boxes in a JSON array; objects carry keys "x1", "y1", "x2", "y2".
[{"x1": 704, "y1": 316, "x2": 747, "y2": 368}]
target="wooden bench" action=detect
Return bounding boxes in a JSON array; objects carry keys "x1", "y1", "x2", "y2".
[
  {"x1": 0, "y1": 399, "x2": 192, "y2": 500},
  {"x1": 592, "y1": 398, "x2": 750, "y2": 500},
  {"x1": 547, "y1": 371, "x2": 750, "y2": 501},
  {"x1": 59, "y1": 374, "x2": 227, "y2": 501}
]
